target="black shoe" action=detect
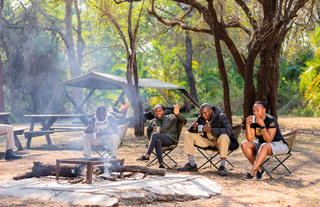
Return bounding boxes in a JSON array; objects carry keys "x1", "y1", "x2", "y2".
[
  {"x1": 178, "y1": 163, "x2": 198, "y2": 172},
  {"x1": 218, "y1": 165, "x2": 228, "y2": 176},
  {"x1": 159, "y1": 164, "x2": 165, "y2": 169},
  {"x1": 243, "y1": 172, "x2": 254, "y2": 180},
  {"x1": 137, "y1": 155, "x2": 149, "y2": 161},
  {"x1": 5, "y1": 149, "x2": 22, "y2": 160},
  {"x1": 256, "y1": 169, "x2": 265, "y2": 180}
]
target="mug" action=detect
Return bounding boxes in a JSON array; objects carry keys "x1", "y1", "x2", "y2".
[
  {"x1": 252, "y1": 115, "x2": 256, "y2": 123},
  {"x1": 198, "y1": 125, "x2": 204, "y2": 132},
  {"x1": 155, "y1": 126, "x2": 160, "y2": 133}
]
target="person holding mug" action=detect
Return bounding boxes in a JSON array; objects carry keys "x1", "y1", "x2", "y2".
[
  {"x1": 137, "y1": 104, "x2": 186, "y2": 168},
  {"x1": 241, "y1": 101, "x2": 288, "y2": 180},
  {"x1": 178, "y1": 103, "x2": 239, "y2": 176}
]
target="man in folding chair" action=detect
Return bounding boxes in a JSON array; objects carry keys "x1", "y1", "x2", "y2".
[
  {"x1": 178, "y1": 103, "x2": 238, "y2": 176},
  {"x1": 241, "y1": 101, "x2": 288, "y2": 180},
  {"x1": 137, "y1": 104, "x2": 186, "y2": 168},
  {"x1": 0, "y1": 124, "x2": 22, "y2": 160},
  {"x1": 83, "y1": 106, "x2": 118, "y2": 159}
]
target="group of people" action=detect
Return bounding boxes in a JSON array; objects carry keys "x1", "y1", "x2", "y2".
[
  {"x1": 2, "y1": 100, "x2": 288, "y2": 181},
  {"x1": 136, "y1": 101, "x2": 288, "y2": 180}
]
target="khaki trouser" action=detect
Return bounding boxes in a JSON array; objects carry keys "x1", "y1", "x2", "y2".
[
  {"x1": 83, "y1": 133, "x2": 119, "y2": 157},
  {"x1": 184, "y1": 132, "x2": 230, "y2": 158},
  {"x1": 0, "y1": 124, "x2": 15, "y2": 150}
]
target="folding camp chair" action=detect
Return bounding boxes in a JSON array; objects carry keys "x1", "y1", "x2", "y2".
[
  {"x1": 260, "y1": 129, "x2": 298, "y2": 179},
  {"x1": 145, "y1": 119, "x2": 185, "y2": 168},
  {"x1": 195, "y1": 124, "x2": 242, "y2": 170},
  {"x1": 93, "y1": 122, "x2": 129, "y2": 158}
]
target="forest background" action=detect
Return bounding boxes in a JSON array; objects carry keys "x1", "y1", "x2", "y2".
[{"x1": 0, "y1": 0, "x2": 319, "y2": 130}]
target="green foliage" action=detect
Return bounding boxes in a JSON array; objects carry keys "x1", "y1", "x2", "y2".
[
  {"x1": 298, "y1": 27, "x2": 320, "y2": 116},
  {"x1": 299, "y1": 57, "x2": 320, "y2": 116},
  {"x1": 277, "y1": 47, "x2": 313, "y2": 116}
]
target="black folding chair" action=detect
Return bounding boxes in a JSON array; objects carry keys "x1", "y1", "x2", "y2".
[
  {"x1": 260, "y1": 129, "x2": 298, "y2": 178},
  {"x1": 195, "y1": 124, "x2": 242, "y2": 170},
  {"x1": 145, "y1": 120, "x2": 185, "y2": 168}
]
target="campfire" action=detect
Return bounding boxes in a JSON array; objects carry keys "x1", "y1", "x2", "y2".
[{"x1": 13, "y1": 158, "x2": 166, "y2": 184}]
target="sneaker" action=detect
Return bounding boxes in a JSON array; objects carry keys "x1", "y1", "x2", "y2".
[
  {"x1": 256, "y1": 169, "x2": 265, "y2": 180},
  {"x1": 218, "y1": 165, "x2": 228, "y2": 176},
  {"x1": 5, "y1": 149, "x2": 22, "y2": 160},
  {"x1": 242, "y1": 172, "x2": 254, "y2": 180},
  {"x1": 136, "y1": 155, "x2": 149, "y2": 161},
  {"x1": 178, "y1": 163, "x2": 198, "y2": 172},
  {"x1": 159, "y1": 163, "x2": 165, "y2": 169}
]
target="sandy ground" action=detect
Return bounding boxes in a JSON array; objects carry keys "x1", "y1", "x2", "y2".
[{"x1": 0, "y1": 117, "x2": 320, "y2": 207}]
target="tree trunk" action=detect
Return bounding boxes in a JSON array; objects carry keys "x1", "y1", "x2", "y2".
[
  {"x1": 213, "y1": 34, "x2": 232, "y2": 124},
  {"x1": 243, "y1": 62, "x2": 256, "y2": 125},
  {"x1": 64, "y1": 0, "x2": 83, "y2": 104},
  {"x1": 184, "y1": 30, "x2": 198, "y2": 101},
  {"x1": 126, "y1": 54, "x2": 144, "y2": 136},
  {"x1": 257, "y1": 30, "x2": 287, "y2": 118},
  {"x1": 0, "y1": 55, "x2": 5, "y2": 112}
]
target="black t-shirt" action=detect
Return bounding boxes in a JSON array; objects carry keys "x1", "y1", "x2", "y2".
[{"x1": 250, "y1": 114, "x2": 286, "y2": 144}]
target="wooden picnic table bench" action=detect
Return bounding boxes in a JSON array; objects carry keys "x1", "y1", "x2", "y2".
[
  {"x1": 23, "y1": 114, "x2": 91, "y2": 149},
  {"x1": 24, "y1": 130, "x2": 55, "y2": 149},
  {"x1": 13, "y1": 127, "x2": 28, "y2": 151}
]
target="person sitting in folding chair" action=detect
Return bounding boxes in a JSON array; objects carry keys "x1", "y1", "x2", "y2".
[
  {"x1": 83, "y1": 106, "x2": 118, "y2": 159},
  {"x1": 178, "y1": 103, "x2": 238, "y2": 176},
  {"x1": 241, "y1": 101, "x2": 288, "y2": 180},
  {"x1": 0, "y1": 124, "x2": 22, "y2": 160},
  {"x1": 137, "y1": 104, "x2": 186, "y2": 168}
]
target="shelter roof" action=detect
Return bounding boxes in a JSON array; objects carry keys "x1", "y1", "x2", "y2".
[{"x1": 60, "y1": 72, "x2": 185, "y2": 90}]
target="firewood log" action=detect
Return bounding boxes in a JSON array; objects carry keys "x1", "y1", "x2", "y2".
[
  {"x1": 13, "y1": 162, "x2": 77, "y2": 180},
  {"x1": 111, "y1": 165, "x2": 166, "y2": 176}
]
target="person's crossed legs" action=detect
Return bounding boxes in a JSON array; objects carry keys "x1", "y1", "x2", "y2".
[{"x1": 241, "y1": 141, "x2": 272, "y2": 179}]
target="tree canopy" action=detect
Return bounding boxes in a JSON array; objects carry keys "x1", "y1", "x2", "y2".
[{"x1": 0, "y1": 0, "x2": 319, "y2": 125}]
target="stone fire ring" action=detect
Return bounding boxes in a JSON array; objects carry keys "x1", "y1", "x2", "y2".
[{"x1": 0, "y1": 174, "x2": 222, "y2": 206}]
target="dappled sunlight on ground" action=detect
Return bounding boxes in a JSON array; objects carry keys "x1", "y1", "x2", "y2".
[{"x1": 0, "y1": 117, "x2": 319, "y2": 206}]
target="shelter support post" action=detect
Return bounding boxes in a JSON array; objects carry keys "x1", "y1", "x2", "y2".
[{"x1": 157, "y1": 89, "x2": 173, "y2": 107}]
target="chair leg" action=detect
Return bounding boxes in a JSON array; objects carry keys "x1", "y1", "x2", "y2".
[
  {"x1": 272, "y1": 154, "x2": 292, "y2": 174},
  {"x1": 162, "y1": 150, "x2": 177, "y2": 165},
  {"x1": 261, "y1": 157, "x2": 273, "y2": 179},
  {"x1": 213, "y1": 151, "x2": 234, "y2": 169},
  {"x1": 146, "y1": 149, "x2": 176, "y2": 168},
  {"x1": 196, "y1": 148, "x2": 219, "y2": 170},
  {"x1": 146, "y1": 152, "x2": 158, "y2": 167},
  {"x1": 261, "y1": 153, "x2": 292, "y2": 179}
]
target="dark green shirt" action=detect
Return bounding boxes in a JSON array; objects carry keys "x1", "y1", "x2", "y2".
[{"x1": 147, "y1": 113, "x2": 186, "y2": 144}]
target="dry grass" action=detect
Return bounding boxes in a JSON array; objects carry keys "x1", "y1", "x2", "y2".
[{"x1": 0, "y1": 117, "x2": 320, "y2": 207}]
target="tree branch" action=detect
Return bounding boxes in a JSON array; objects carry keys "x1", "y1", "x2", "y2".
[
  {"x1": 133, "y1": 0, "x2": 145, "y2": 48},
  {"x1": 176, "y1": 53, "x2": 186, "y2": 68},
  {"x1": 234, "y1": 0, "x2": 258, "y2": 30},
  {"x1": 224, "y1": 20, "x2": 251, "y2": 36},
  {"x1": 114, "y1": 0, "x2": 142, "y2": 4},
  {"x1": 149, "y1": 0, "x2": 212, "y2": 34},
  {"x1": 90, "y1": 0, "x2": 130, "y2": 55}
]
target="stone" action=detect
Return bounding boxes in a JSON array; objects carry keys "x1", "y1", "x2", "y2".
[{"x1": 0, "y1": 173, "x2": 222, "y2": 206}]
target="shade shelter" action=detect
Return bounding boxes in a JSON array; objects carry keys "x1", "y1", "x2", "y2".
[{"x1": 46, "y1": 72, "x2": 199, "y2": 115}]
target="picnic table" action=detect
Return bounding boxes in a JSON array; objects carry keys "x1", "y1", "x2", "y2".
[
  {"x1": 24, "y1": 114, "x2": 93, "y2": 148},
  {"x1": 0, "y1": 112, "x2": 10, "y2": 124}
]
